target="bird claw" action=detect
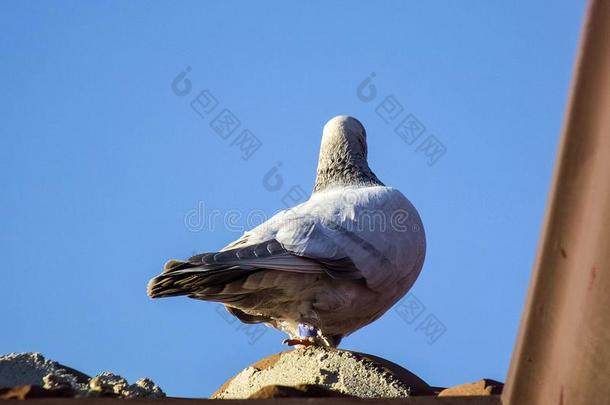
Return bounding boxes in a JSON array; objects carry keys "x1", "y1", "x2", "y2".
[{"x1": 282, "y1": 338, "x2": 315, "y2": 347}]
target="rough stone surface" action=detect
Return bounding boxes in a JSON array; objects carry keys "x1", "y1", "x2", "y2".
[
  {"x1": 0, "y1": 352, "x2": 164, "y2": 399},
  {"x1": 0, "y1": 352, "x2": 85, "y2": 389},
  {"x1": 212, "y1": 347, "x2": 434, "y2": 399}
]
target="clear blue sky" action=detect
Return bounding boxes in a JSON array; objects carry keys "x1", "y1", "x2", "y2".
[{"x1": 0, "y1": 1, "x2": 586, "y2": 397}]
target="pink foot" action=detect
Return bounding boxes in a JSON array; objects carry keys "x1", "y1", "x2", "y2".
[{"x1": 282, "y1": 338, "x2": 314, "y2": 347}]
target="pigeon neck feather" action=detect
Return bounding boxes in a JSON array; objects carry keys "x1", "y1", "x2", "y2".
[{"x1": 313, "y1": 131, "x2": 383, "y2": 193}]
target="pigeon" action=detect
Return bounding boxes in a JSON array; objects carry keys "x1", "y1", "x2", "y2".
[{"x1": 147, "y1": 115, "x2": 426, "y2": 347}]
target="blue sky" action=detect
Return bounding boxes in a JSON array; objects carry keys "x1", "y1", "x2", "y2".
[{"x1": 0, "y1": 1, "x2": 586, "y2": 398}]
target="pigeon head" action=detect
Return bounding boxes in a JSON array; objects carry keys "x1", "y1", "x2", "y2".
[
  {"x1": 313, "y1": 116, "x2": 383, "y2": 192},
  {"x1": 321, "y1": 116, "x2": 368, "y2": 158}
]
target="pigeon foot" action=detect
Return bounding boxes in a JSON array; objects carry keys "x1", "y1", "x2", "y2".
[{"x1": 282, "y1": 338, "x2": 315, "y2": 347}]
